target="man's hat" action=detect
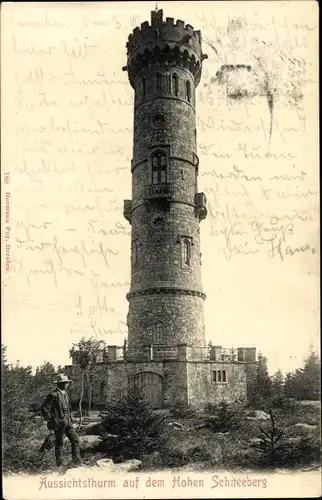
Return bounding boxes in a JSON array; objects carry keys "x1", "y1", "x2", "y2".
[{"x1": 56, "y1": 373, "x2": 72, "y2": 384}]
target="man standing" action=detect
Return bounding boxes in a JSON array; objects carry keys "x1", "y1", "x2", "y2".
[{"x1": 41, "y1": 373, "x2": 82, "y2": 467}]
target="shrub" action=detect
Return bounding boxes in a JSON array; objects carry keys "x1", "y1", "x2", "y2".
[
  {"x1": 269, "y1": 396, "x2": 300, "y2": 412},
  {"x1": 251, "y1": 409, "x2": 321, "y2": 468},
  {"x1": 186, "y1": 445, "x2": 213, "y2": 462},
  {"x1": 159, "y1": 447, "x2": 190, "y2": 467},
  {"x1": 206, "y1": 401, "x2": 243, "y2": 433},
  {"x1": 250, "y1": 409, "x2": 285, "y2": 466},
  {"x1": 99, "y1": 386, "x2": 168, "y2": 461},
  {"x1": 205, "y1": 403, "x2": 216, "y2": 415}
]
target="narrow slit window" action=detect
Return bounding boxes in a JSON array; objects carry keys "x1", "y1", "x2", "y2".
[
  {"x1": 182, "y1": 239, "x2": 191, "y2": 267},
  {"x1": 151, "y1": 151, "x2": 167, "y2": 184},
  {"x1": 212, "y1": 371, "x2": 217, "y2": 383},
  {"x1": 222, "y1": 370, "x2": 227, "y2": 383},
  {"x1": 172, "y1": 73, "x2": 178, "y2": 96},
  {"x1": 186, "y1": 80, "x2": 191, "y2": 102},
  {"x1": 156, "y1": 73, "x2": 162, "y2": 93},
  {"x1": 217, "y1": 370, "x2": 222, "y2": 382}
]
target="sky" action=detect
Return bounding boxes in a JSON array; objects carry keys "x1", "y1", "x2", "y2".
[{"x1": 2, "y1": 1, "x2": 319, "y2": 375}]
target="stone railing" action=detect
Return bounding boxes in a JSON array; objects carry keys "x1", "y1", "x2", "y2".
[
  {"x1": 71, "y1": 345, "x2": 256, "y2": 365},
  {"x1": 125, "y1": 345, "x2": 256, "y2": 363}
]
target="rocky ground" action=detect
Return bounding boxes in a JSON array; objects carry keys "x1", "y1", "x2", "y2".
[{"x1": 3, "y1": 402, "x2": 321, "y2": 477}]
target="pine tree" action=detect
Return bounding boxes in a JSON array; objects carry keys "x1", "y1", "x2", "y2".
[
  {"x1": 29, "y1": 361, "x2": 57, "y2": 412},
  {"x1": 283, "y1": 349, "x2": 320, "y2": 401},
  {"x1": 250, "y1": 352, "x2": 272, "y2": 406},
  {"x1": 100, "y1": 386, "x2": 168, "y2": 461},
  {"x1": 284, "y1": 372, "x2": 295, "y2": 398},
  {"x1": 206, "y1": 400, "x2": 242, "y2": 433},
  {"x1": 301, "y1": 349, "x2": 321, "y2": 400}
]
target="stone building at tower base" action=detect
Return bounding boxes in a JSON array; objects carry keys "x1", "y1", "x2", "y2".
[{"x1": 65, "y1": 344, "x2": 257, "y2": 409}]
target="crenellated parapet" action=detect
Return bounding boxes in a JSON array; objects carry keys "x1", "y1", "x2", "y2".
[{"x1": 123, "y1": 9, "x2": 208, "y2": 87}]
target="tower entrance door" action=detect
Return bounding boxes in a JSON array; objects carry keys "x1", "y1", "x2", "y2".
[{"x1": 129, "y1": 371, "x2": 164, "y2": 408}]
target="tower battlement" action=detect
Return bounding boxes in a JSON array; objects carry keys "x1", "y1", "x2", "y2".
[{"x1": 124, "y1": 9, "x2": 208, "y2": 87}]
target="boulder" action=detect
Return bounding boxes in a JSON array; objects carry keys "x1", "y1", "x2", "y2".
[
  {"x1": 168, "y1": 421, "x2": 184, "y2": 429},
  {"x1": 286, "y1": 423, "x2": 318, "y2": 437},
  {"x1": 298, "y1": 400, "x2": 321, "y2": 408},
  {"x1": 246, "y1": 410, "x2": 270, "y2": 421},
  {"x1": 294, "y1": 423, "x2": 317, "y2": 430},
  {"x1": 113, "y1": 459, "x2": 142, "y2": 472},
  {"x1": 78, "y1": 422, "x2": 102, "y2": 434},
  {"x1": 96, "y1": 458, "x2": 142, "y2": 472},
  {"x1": 283, "y1": 437, "x2": 303, "y2": 445},
  {"x1": 95, "y1": 458, "x2": 114, "y2": 468},
  {"x1": 195, "y1": 423, "x2": 208, "y2": 430},
  {"x1": 79, "y1": 435, "x2": 102, "y2": 450},
  {"x1": 249, "y1": 437, "x2": 263, "y2": 445},
  {"x1": 65, "y1": 458, "x2": 142, "y2": 477}
]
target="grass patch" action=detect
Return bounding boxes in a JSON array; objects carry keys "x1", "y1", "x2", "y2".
[{"x1": 3, "y1": 402, "x2": 321, "y2": 474}]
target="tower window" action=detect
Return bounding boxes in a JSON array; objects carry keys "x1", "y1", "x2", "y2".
[
  {"x1": 142, "y1": 78, "x2": 146, "y2": 98},
  {"x1": 152, "y1": 113, "x2": 165, "y2": 129},
  {"x1": 172, "y1": 73, "x2": 178, "y2": 96},
  {"x1": 151, "y1": 151, "x2": 167, "y2": 184},
  {"x1": 182, "y1": 239, "x2": 191, "y2": 267},
  {"x1": 156, "y1": 72, "x2": 162, "y2": 93},
  {"x1": 186, "y1": 80, "x2": 191, "y2": 102},
  {"x1": 153, "y1": 323, "x2": 164, "y2": 344},
  {"x1": 212, "y1": 370, "x2": 228, "y2": 383}
]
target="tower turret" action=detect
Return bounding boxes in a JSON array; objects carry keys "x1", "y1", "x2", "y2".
[{"x1": 123, "y1": 9, "x2": 208, "y2": 352}]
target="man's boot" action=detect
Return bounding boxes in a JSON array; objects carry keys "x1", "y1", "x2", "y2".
[
  {"x1": 72, "y1": 444, "x2": 82, "y2": 466},
  {"x1": 55, "y1": 446, "x2": 66, "y2": 467}
]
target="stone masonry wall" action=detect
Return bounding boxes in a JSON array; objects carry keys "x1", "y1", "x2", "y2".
[
  {"x1": 130, "y1": 203, "x2": 202, "y2": 292},
  {"x1": 127, "y1": 294, "x2": 206, "y2": 348},
  {"x1": 66, "y1": 361, "x2": 189, "y2": 408},
  {"x1": 133, "y1": 93, "x2": 196, "y2": 169},
  {"x1": 187, "y1": 362, "x2": 249, "y2": 406},
  {"x1": 163, "y1": 361, "x2": 188, "y2": 405},
  {"x1": 66, "y1": 359, "x2": 255, "y2": 408}
]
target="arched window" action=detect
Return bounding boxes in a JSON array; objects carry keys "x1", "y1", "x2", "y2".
[
  {"x1": 156, "y1": 72, "x2": 162, "y2": 93},
  {"x1": 172, "y1": 73, "x2": 178, "y2": 96},
  {"x1": 142, "y1": 78, "x2": 146, "y2": 98},
  {"x1": 186, "y1": 80, "x2": 191, "y2": 102},
  {"x1": 182, "y1": 239, "x2": 191, "y2": 266},
  {"x1": 151, "y1": 151, "x2": 167, "y2": 184}
]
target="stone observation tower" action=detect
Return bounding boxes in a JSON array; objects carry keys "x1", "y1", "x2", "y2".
[
  {"x1": 66, "y1": 9, "x2": 257, "y2": 409},
  {"x1": 123, "y1": 8, "x2": 208, "y2": 352}
]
